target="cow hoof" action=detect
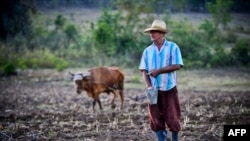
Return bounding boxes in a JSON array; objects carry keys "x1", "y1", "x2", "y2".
[{"x1": 111, "y1": 104, "x2": 116, "y2": 109}]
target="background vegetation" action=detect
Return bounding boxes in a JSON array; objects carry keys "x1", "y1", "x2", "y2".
[{"x1": 0, "y1": 0, "x2": 250, "y2": 75}]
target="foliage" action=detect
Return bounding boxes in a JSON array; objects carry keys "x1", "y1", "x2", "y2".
[
  {"x1": 92, "y1": 9, "x2": 119, "y2": 65},
  {"x1": 16, "y1": 49, "x2": 68, "y2": 70},
  {"x1": 209, "y1": 45, "x2": 231, "y2": 67},
  {"x1": 231, "y1": 39, "x2": 250, "y2": 66},
  {"x1": 49, "y1": 14, "x2": 81, "y2": 53},
  {"x1": 0, "y1": 0, "x2": 248, "y2": 70},
  {"x1": 64, "y1": 23, "x2": 79, "y2": 45},
  {"x1": 198, "y1": 19, "x2": 219, "y2": 42},
  {"x1": 195, "y1": 19, "x2": 236, "y2": 67},
  {"x1": 55, "y1": 14, "x2": 66, "y2": 30},
  {"x1": 206, "y1": 0, "x2": 233, "y2": 29},
  {"x1": 0, "y1": 43, "x2": 7, "y2": 65},
  {"x1": 90, "y1": 6, "x2": 153, "y2": 67},
  {"x1": 223, "y1": 31, "x2": 238, "y2": 44},
  {"x1": 2, "y1": 61, "x2": 16, "y2": 75},
  {"x1": 167, "y1": 18, "x2": 212, "y2": 68},
  {"x1": 0, "y1": 0, "x2": 37, "y2": 41},
  {"x1": 35, "y1": 0, "x2": 250, "y2": 13}
]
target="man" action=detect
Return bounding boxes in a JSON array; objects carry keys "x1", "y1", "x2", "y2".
[{"x1": 139, "y1": 20, "x2": 183, "y2": 141}]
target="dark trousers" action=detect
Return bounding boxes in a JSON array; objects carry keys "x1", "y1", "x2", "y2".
[{"x1": 148, "y1": 86, "x2": 181, "y2": 132}]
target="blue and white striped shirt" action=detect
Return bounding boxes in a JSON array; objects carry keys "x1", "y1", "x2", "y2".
[{"x1": 139, "y1": 39, "x2": 183, "y2": 91}]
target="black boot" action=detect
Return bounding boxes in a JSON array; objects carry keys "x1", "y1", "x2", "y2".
[
  {"x1": 156, "y1": 130, "x2": 167, "y2": 141},
  {"x1": 172, "y1": 131, "x2": 178, "y2": 141}
]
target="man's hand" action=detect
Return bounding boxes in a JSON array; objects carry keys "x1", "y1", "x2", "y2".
[
  {"x1": 148, "y1": 69, "x2": 159, "y2": 77},
  {"x1": 147, "y1": 86, "x2": 153, "y2": 90}
]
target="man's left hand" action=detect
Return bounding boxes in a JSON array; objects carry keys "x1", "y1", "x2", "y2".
[{"x1": 149, "y1": 69, "x2": 159, "y2": 77}]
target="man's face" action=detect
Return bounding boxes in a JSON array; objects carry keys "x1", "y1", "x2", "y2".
[{"x1": 149, "y1": 30, "x2": 164, "y2": 42}]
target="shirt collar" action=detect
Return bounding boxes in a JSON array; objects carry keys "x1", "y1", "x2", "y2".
[{"x1": 153, "y1": 39, "x2": 168, "y2": 53}]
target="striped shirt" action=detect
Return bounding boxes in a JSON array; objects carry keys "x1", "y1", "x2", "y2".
[{"x1": 139, "y1": 39, "x2": 183, "y2": 91}]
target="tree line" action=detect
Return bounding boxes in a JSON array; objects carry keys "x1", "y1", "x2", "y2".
[
  {"x1": 35, "y1": 0, "x2": 250, "y2": 13},
  {"x1": 0, "y1": 0, "x2": 249, "y2": 75}
]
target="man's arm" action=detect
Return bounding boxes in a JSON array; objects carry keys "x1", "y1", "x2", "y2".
[
  {"x1": 149, "y1": 64, "x2": 182, "y2": 77},
  {"x1": 141, "y1": 70, "x2": 152, "y2": 89}
]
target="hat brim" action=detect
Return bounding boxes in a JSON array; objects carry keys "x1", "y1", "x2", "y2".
[{"x1": 144, "y1": 27, "x2": 170, "y2": 33}]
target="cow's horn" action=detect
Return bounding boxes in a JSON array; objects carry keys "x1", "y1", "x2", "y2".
[
  {"x1": 69, "y1": 72, "x2": 74, "y2": 76},
  {"x1": 73, "y1": 72, "x2": 83, "y2": 81},
  {"x1": 82, "y1": 72, "x2": 91, "y2": 77}
]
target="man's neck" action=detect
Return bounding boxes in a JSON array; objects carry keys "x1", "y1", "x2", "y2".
[{"x1": 154, "y1": 39, "x2": 165, "y2": 50}]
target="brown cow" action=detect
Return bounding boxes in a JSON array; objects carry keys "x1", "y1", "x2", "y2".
[{"x1": 69, "y1": 66, "x2": 124, "y2": 111}]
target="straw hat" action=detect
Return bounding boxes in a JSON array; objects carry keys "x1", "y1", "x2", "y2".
[{"x1": 144, "y1": 20, "x2": 170, "y2": 33}]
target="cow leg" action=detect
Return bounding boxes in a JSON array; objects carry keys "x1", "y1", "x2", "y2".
[
  {"x1": 92, "y1": 100, "x2": 96, "y2": 112},
  {"x1": 111, "y1": 90, "x2": 117, "y2": 109},
  {"x1": 118, "y1": 90, "x2": 124, "y2": 110},
  {"x1": 97, "y1": 99, "x2": 103, "y2": 110},
  {"x1": 93, "y1": 94, "x2": 102, "y2": 110},
  {"x1": 93, "y1": 99, "x2": 102, "y2": 111}
]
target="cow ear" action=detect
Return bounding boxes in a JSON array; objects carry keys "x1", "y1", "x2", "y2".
[
  {"x1": 68, "y1": 72, "x2": 74, "y2": 80},
  {"x1": 69, "y1": 72, "x2": 74, "y2": 76}
]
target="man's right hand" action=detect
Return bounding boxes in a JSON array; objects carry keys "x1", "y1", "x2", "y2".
[{"x1": 147, "y1": 86, "x2": 153, "y2": 90}]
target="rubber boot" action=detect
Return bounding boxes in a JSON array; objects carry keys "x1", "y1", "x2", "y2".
[
  {"x1": 156, "y1": 130, "x2": 167, "y2": 141},
  {"x1": 172, "y1": 131, "x2": 178, "y2": 141}
]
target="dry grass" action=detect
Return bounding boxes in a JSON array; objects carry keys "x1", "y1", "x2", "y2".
[
  {"x1": 124, "y1": 68, "x2": 250, "y2": 92},
  {"x1": 178, "y1": 69, "x2": 250, "y2": 92}
]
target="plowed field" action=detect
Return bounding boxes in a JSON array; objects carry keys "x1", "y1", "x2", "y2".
[{"x1": 0, "y1": 69, "x2": 249, "y2": 141}]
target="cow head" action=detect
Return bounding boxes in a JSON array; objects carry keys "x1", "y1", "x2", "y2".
[{"x1": 69, "y1": 71, "x2": 91, "y2": 94}]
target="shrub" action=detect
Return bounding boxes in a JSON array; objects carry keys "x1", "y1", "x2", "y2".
[
  {"x1": 16, "y1": 49, "x2": 68, "y2": 71},
  {"x1": 209, "y1": 45, "x2": 231, "y2": 67},
  {"x1": 56, "y1": 60, "x2": 68, "y2": 72},
  {"x1": 231, "y1": 39, "x2": 250, "y2": 66},
  {"x1": 224, "y1": 31, "x2": 238, "y2": 43},
  {"x1": 199, "y1": 19, "x2": 217, "y2": 41},
  {"x1": 170, "y1": 20, "x2": 212, "y2": 68},
  {"x1": 206, "y1": 0, "x2": 233, "y2": 29},
  {"x1": 3, "y1": 62, "x2": 17, "y2": 76}
]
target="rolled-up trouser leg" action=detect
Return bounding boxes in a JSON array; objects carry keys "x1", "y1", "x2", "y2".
[
  {"x1": 158, "y1": 87, "x2": 181, "y2": 132},
  {"x1": 148, "y1": 87, "x2": 181, "y2": 132},
  {"x1": 148, "y1": 104, "x2": 165, "y2": 131}
]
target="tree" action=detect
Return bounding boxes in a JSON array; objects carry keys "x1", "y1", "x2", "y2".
[
  {"x1": 0, "y1": 0, "x2": 37, "y2": 67},
  {"x1": 206, "y1": 0, "x2": 233, "y2": 29},
  {"x1": 0, "y1": 0, "x2": 37, "y2": 41},
  {"x1": 93, "y1": 10, "x2": 117, "y2": 65},
  {"x1": 64, "y1": 23, "x2": 79, "y2": 48}
]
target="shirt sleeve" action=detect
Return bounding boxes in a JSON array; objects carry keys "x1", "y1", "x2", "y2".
[
  {"x1": 139, "y1": 50, "x2": 148, "y2": 71},
  {"x1": 173, "y1": 45, "x2": 184, "y2": 67}
]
